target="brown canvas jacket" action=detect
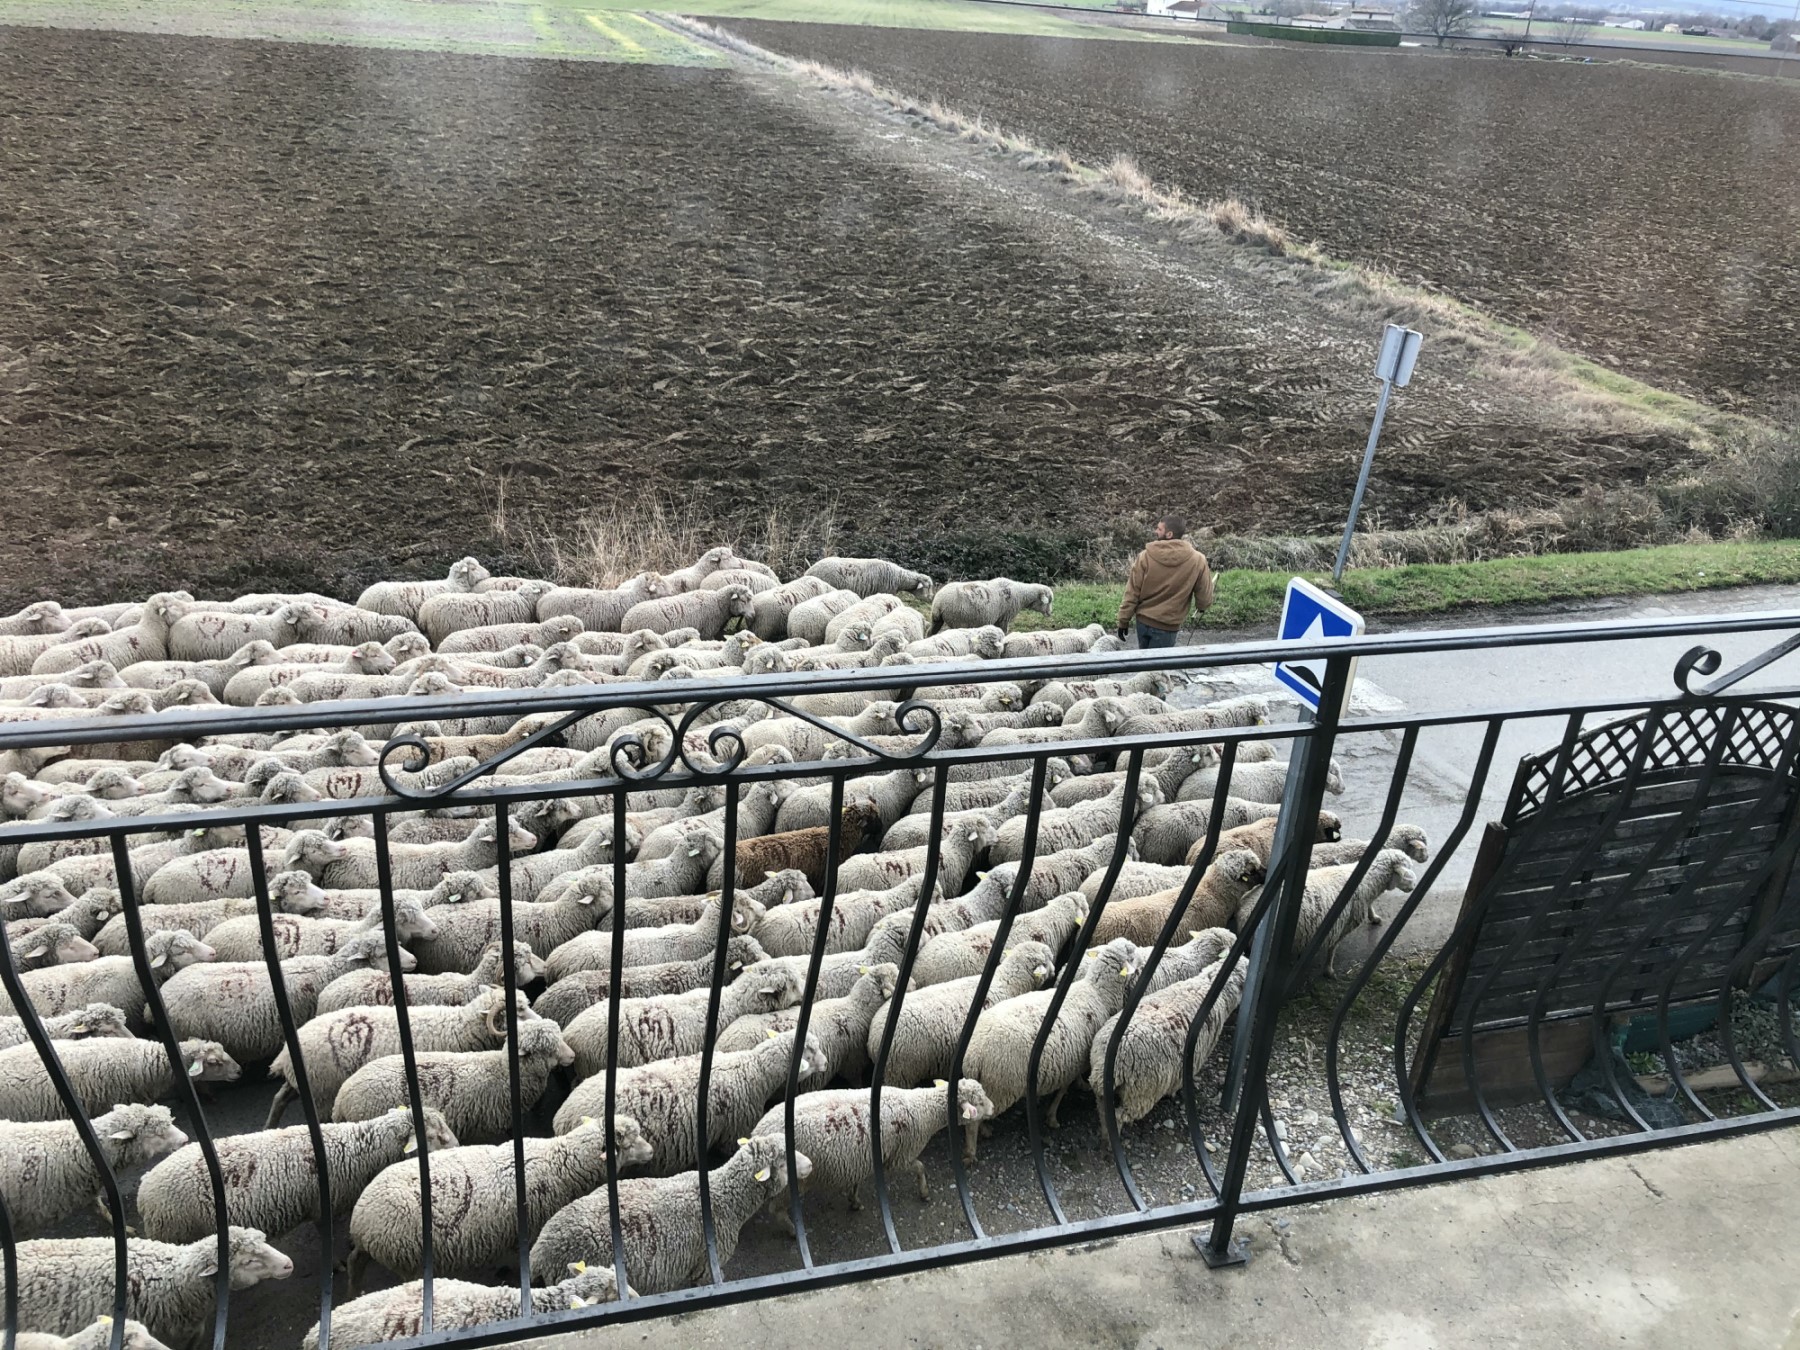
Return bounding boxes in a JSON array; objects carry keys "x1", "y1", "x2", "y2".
[{"x1": 1117, "y1": 538, "x2": 1215, "y2": 631}]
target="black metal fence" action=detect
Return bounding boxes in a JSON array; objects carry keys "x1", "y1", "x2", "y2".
[{"x1": 1, "y1": 609, "x2": 1797, "y2": 1350}]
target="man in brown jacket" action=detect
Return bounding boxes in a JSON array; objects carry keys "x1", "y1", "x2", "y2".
[{"x1": 1116, "y1": 515, "x2": 1215, "y2": 649}]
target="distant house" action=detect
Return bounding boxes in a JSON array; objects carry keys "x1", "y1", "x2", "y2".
[
  {"x1": 1346, "y1": 3, "x2": 1399, "y2": 28},
  {"x1": 1603, "y1": 17, "x2": 1646, "y2": 28},
  {"x1": 1773, "y1": 31, "x2": 1799, "y2": 52},
  {"x1": 1148, "y1": 0, "x2": 1237, "y2": 16},
  {"x1": 1660, "y1": 22, "x2": 1680, "y2": 32},
  {"x1": 1682, "y1": 25, "x2": 1709, "y2": 35}
]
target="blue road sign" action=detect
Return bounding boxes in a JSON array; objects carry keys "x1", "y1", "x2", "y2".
[{"x1": 1273, "y1": 578, "x2": 1365, "y2": 714}]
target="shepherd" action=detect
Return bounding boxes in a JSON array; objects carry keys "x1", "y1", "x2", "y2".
[{"x1": 1116, "y1": 515, "x2": 1215, "y2": 649}]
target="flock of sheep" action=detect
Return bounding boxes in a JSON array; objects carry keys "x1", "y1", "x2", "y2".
[{"x1": 0, "y1": 551, "x2": 1430, "y2": 1350}]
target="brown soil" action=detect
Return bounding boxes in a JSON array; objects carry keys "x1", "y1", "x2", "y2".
[
  {"x1": 724, "y1": 20, "x2": 1800, "y2": 417},
  {"x1": 0, "y1": 27, "x2": 1680, "y2": 614}
]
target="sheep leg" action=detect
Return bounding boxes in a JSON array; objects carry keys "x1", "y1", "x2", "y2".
[
  {"x1": 345, "y1": 1243, "x2": 371, "y2": 1297},
  {"x1": 264, "y1": 1082, "x2": 296, "y2": 1130},
  {"x1": 962, "y1": 1120, "x2": 979, "y2": 1164},
  {"x1": 845, "y1": 1181, "x2": 863, "y2": 1212},
  {"x1": 1045, "y1": 1085, "x2": 1069, "y2": 1130},
  {"x1": 911, "y1": 1159, "x2": 929, "y2": 1202},
  {"x1": 765, "y1": 1192, "x2": 797, "y2": 1237},
  {"x1": 92, "y1": 1193, "x2": 134, "y2": 1235}
]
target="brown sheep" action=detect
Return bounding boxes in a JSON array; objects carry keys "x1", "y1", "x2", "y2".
[
  {"x1": 1182, "y1": 810, "x2": 1342, "y2": 869},
  {"x1": 1087, "y1": 850, "x2": 1266, "y2": 948},
  {"x1": 733, "y1": 802, "x2": 883, "y2": 894}
]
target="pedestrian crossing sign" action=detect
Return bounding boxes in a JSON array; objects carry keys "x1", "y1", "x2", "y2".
[{"x1": 1273, "y1": 578, "x2": 1364, "y2": 714}]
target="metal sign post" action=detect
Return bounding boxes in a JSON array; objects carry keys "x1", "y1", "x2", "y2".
[{"x1": 1332, "y1": 323, "x2": 1422, "y2": 585}]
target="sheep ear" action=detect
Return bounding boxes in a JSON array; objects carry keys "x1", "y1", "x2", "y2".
[
  {"x1": 151, "y1": 953, "x2": 167, "y2": 969},
  {"x1": 754, "y1": 1166, "x2": 771, "y2": 1182},
  {"x1": 962, "y1": 1102, "x2": 980, "y2": 1121},
  {"x1": 687, "y1": 846, "x2": 701, "y2": 857},
  {"x1": 404, "y1": 1136, "x2": 419, "y2": 1153},
  {"x1": 72, "y1": 1023, "x2": 87, "y2": 1033},
  {"x1": 197, "y1": 1252, "x2": 219, "y2": 1277},
  {"x1": 110, "y1": 1129, "x2": 134, "y2": 1141}
]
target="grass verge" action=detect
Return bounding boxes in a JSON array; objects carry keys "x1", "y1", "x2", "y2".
[{"x1": 1019, "y1": 540, "x2": 1800, "y2": 633}]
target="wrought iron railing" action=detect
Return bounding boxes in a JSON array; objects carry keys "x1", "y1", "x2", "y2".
[{"x1": 0, "y1": 609, "x2": 1796, "y2": 1349}]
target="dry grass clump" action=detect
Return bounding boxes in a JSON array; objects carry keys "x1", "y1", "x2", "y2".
[{"x1": 488, "y1": 490, "x2": 839, "y2": 590}]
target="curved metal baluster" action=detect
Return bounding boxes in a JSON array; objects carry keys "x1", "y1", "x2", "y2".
[
  {"x1": 0, "y1": 1191, "x2": 14, "y2": 1350},
  {"x1": 372, "y1": 814, "x2": 433, "y2": 1331},
  {"x1": 1457, "y1": 710, "x2": 1666, "y2": 1153},
  {"x1": 245, "y1": 829, "x2": 333, "y2": 1348},
  {"x1": 111, "y1": 833, "x2": 232, "y2": 1350},
  {"x1": 1260, "y1": 1096, "x2": 1298, "y2": 1186},
  {"x1": 1324, "y1": 726, "x2": 1417, "y2": 1173},
  {"x1": 945, "y1": 755, "x2": 1050, "y2": 1238},
  {"x1": 1101, "y1": 742, "x2": 1236, "y2": 1211},
  {"x1": 693, "y1": 781, "x2": 741, "y2": 1285},
  {"x1": 1779, "y1": 946, "x2": 1800, "y2": 1071},
  {"x1": 0, "y1": 915, "x2": 129, "y2": 1345},
  {"x1": 1024, "y1": 753, "x2": 1144, "y2": 1224},
  {"x1": 868, "y1": 767, "x2": 949, "y2": 1256},
  {"x1": 786, "y1": 775, "x2": 847, "y2": 1267},
  {"x1": 493, "y1": 802, "x2": 532, "y2": 1305}
]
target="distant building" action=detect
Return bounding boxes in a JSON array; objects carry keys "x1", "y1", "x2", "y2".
[
  {"x1": 1660, "y1": 22, "x2": 1680, "y2": 32},
  {"x1": 1773, "y1": 31, "x2": 1799, "y2": 51},
  {"x1": 1345, "y1": 3, "x2": 1400, "y2": 28},
  {"x1": 1603, "y1": 17, "x2": 1646, "y2": 28}
]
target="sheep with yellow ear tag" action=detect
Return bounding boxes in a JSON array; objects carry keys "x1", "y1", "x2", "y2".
[
  {"x1": 301, "y1": 1261, "x2": 622, "y2": 1349},
  {"x1": 530, "y1": 1134, "x2": 807, "y2": 1293}
]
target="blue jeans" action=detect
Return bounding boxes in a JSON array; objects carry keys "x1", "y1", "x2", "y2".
[{"x1": 1136, "y1": 622, "x2": 1178, "y2": 650}]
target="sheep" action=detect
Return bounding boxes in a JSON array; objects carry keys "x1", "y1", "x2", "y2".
[
  {"x1": 404, "y1": 886, "x2": 605, "y2": 976},
  {"x1": 9, "y1": 922, "x2": 99, "y2": 970},
  {"x1": 989, "y1": 780, "x2": 1161, "y2": 867},
  {"x1": 1111, "y1": 927, "x2": 1236, "y2": 994},
  {"x1": 751, "y1": 1079, "x2": 990, "y2": 1216},
  {"x1": 135, "y1": 1107, "x2": 457, "y2": 1247},
  {"x1": 0, "y1": 1002, "x2": 132, "y2": 1050},
  {"x1": 865, "y1": 942, "x2": 1053, "y2": 1090},
  {"x1": 834, "y1": 818, "x2": 996, "y2": 897},
  {"x1": 542, "y1": 889, "x2": 765, "y2": 983},
  {"x1": 699, "y1": 568, "x2": 779, "y2": 597},
  {"x1": 1238, "y1": 849, "x2": 1419, "y2": 976},
  {"x1": 867, "y1": 605, "x2": 927, "y2": 647},
  {"x1": 536, "y1": 573, "x2": 664, "y2": 633},
  {"x1": 880, "y1": 783, "x2": 1041, "y2": 855},
  {"x1": 530, "y1": 1133, "x2": 802, "y2": 1295},
  {"x1": 552, "y1": 831, "x2": 721, "y2": 909},
  {"x1": 158, "y1": 932, "x2": 406, "y2": 1064},
  {"x1": 345, "y1": 1115, "x2": 648, "y2": 1286},
  {"x1": 1176, "y1": 757, "x2": 1343, "y2": 805},
  {"x1": 961, "y1": 939, "x2": 1138, "y2": 1157},
  {"x1": 0, "y1": 873, "x2": 81, "y2": 919},
  {"x1": 551, "y1": 1029, "x2": 828, "y2": 1173},
  {"x1": 0, "y1": 619, "x2": 111, "y2": 681},
  {"x1": 1114, "y1": 694, "x2": 1272, "y2": 740},
  {"x1": 141, "y1": 829, "x2": 345, "y2": 906},
  {"x1": 1089, "y1": 952, "x2": 1247, "y2": 1129},
  {"x1": 1086, "y1": 850, "x2": 1267, "y2": 948},
  {"x1": 1031, "y1": 673, "x2": 1180, "y2": 711},
  {"x1": 1308, "y1": 823, "x2": 1432, "y2": 869},
  {"x1": 30, "y1": 597, "x2": 187, "y2": 675},
  {"x1": 928, "y1": 578, "x2": 1053, "y2": 634},
  {"x1": 900, "y1": 626, "x2": 1006, "y2": 661},
  {"x1": 909, "y1": 895, "x2": 1089, "y2": 986},
  {"x1": 0, "y1": 659, "x2": 126, "y2": 703},
  {"x1": 0, "y1": 930, "x2": 214, "y2": 1022},
  {"x1": 561, "y1": 963, "x2": 804, "y2": 1076},
  {"x1": 1182, "y1": 811, "x2": 1344, "y2": 869},
  {"x1": 803, "y1": 557, "x2": 933, "y2": 599},
  {"x1": 1051, "y1": 744, "x2": 1218, "y2": 809},
  {"x1": 821, "y1": 594, "x2": 906, "y2": 649},
  {"x1": 160, "y1": 603, "x2": 311, "y2": 665},
  {"x1": 199, "y1": 897, "x2": 437, "y2": 963},
  {"x1": 415, "y1": 581, "x2": 554, "y2": 648},
  {"x1": 331, "y1": 1019, "x2": 576, "y2": 1141},
  {"x1": 617, "y1": 586, "x2": 755, "y2": 642},
  {"x1": 746, "y1": 577, "x2": 833, "y2": 640},
  {"x1": 0, "y1": 1104, "x2": 188, "y2": 1235},
  {"x1": 728, "y1": 802, "x2": 884, "y2": 896},
  {"x1": 1133, "y1": 797, "x2": 1283, "y2": 867},
  {"x1": 265, "y1": 986, "x2": 534, "y2": 1125},
  {"x1": 0, "y1": 601, "x2": 72, "y2": 638},
  {"x1": 317, "y1": 940, "x2": 543, "y2": 1015},
  {"x1": 636, "y1": 780, "x2": 788, "y2": 864},
  {"x1": 716, "y1": 962, "x2": 900, "y2": 1087},
  {"x1": 783, "y1": 590, "x2": 863, "y2": 646},
  {"x1": 1079, "y1": 860, "x2": 1203, "y2": 905},
  {"x1": 91, "y1": 897, "x2": 262, "y2": 956},
  {"x1": 355, "y1": 557, "x2": 491, "y2": 620},
  {"x1": 1000, "y1": 625, "x2": 1108, "y2": 659},
  {"x1": 770, "y1": 763, "x2": 925, "y2": 834},
  {"x1": 532, "y1": 936, "x2": 765, "y2": 1026},
  {"x1": 3, "y1": 1227, "x2": 292, "y2": 1346},
  {"x1": 315, "y1": 817, "x2": 535, "y2": 894},
  {"x1": 13, "y1": 1318, "x2": 169, "y2": 1350},
  {"x1": 302, "y1": 1265, "x2": 622, "y2": 1350},
  {"x1": 0, "y1": 1037, "x2": 239, "y2": 1121},
  {"x1": 755, "y1": 874, "x2": 939, "y2": 962}
]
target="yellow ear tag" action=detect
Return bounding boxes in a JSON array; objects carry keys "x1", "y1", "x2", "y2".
[
  {"x1": 755, "y1": 1166, "x2": 771, "y2": 1182},
  {"x1": 572, "y1": 1261, "x2": 587, "y2": 1273},
  {"x1": 569, "y1": 1296, "x2": 589, "y2": 1309},
  {"x1": 766, "y1": 1029, "x2": 778, "y2": 1040},
  {"x1": 404, "y1": 1137, "x2": 418, "y2": 1153},
  {"x1": 738, "y1": 1136, "x2": 751, "y2": 1146},
  {"x1": 580, "y1": 1115, "x2": 596, "y2": 1126},
  {"x1": 933, "y1": 1078, "x2": 947, "y2": 1088}
]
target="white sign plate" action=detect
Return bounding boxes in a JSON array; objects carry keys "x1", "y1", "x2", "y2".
[{"x1": 1273, "y1": 578, "x2": 1365, "y2": 714}]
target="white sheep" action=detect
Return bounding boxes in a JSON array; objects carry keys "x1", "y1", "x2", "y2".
[
  {"x1": 0, "y1": 930, "x2": 215, "y2": 1022},
  {"x1": 13, "y1": 1318, "x2": 169, "y2": 1350},
  {"x1": 317, "y1": 940, "x2": 543, "y2": 1015},
  {"x1": 908, "y1": 894, "x2": 1088, "y2": 986},
  {"x1": 317, "y1": 817, "x2": 536, "y2": 892},
  {"x1": 1089, "y1": 952, "x2": 1247, "y2": 1128},
  {"x1": 536, "y1": 572, "x2": 665, "y2": 632},
  {"x1": 833, "y1": 818, "x2": 996, "y2": 896},
  {"x1": 551, "y1": 1029, "x2": 828, "y2": 1173},
  {"x1": 416, "y1": 580, "x2": 555, "y2": 647},
  {"x1": 140, "y1": 830, "x2": 346, "y2": 906},
  {"x1": 1237, "y1": 849, "x2": 1418, "y2": 976},
  {"x1": 265, "y1": 986, "x2": 534, "y2": 1125},
  {"x1": 528, "y1": 1134, "x2": 806, "y2": 1294},
  {"x1": 91, "y1": 897, "x2": 262, "y2": 956},
  {"x1": 0, "y1": 1002, "x2": 132, "y2": 1050},
  {"x1": 746, "y1": 576, "x2": 833, "y2": 639},
  {"x1": 618, "y1": 585, "x2": 755, "y2": 641},
  {"x1": 928, "y1": 578, "x2": 1053, "y2": 634},
  {"x1": 30, "y1": 597, "x2": 187, "y2": 675},
  {"x1": 301, "y1": 1265, "x2": 622, "y2": 1350},
  {"x1": 1, "y1": 1227, "x2": 292, "y2": 1345},
  {"x1": 0, "y1": 1104, "x2": 187, "y2": 1234},
  {"x1": 716, "y1": 962, "x2": 900, "y2": 1087},
  {"x1": 355, "y1": 557, "x2": 491, "y2": 620},
  {"x1": 1000, "y1": 625, "x2": 1108, "y2": 658},
  {"x1": 330, "y1": 1019, "x2": 574, "y2": 1141},
  {"x1": 1132, "y1": 797, "x2": 1282, "y2": 867},
  {"x1": 561, "y1": 962, "x2": 802, "y2": 1076},
  {"x1": 135, "y1": 1108, "x2": 457, "y2": 1244},
  {"x1": 750, "y1": 1078, "x2": 991, "y2": 1216},
  {"x1": 750, "y1": 876, "x2": 932, "y2": 959},
  {"x1": 782, "y1": 589, "x2": 863, "y2": 646},
  {"x1": 9, "y1": 921, "x2": 100, "y2": 970},
  {"x1": 345, "y1": 1115, "x2": 650, "y2": 1284},
  {"x1": 804, "y1": 557, "x2": 934, "y2": 599},
  {"x1": 989, "y1": 780, "x2": 1161, "y2": 866},
  {"x1": 0, "y1": 601, "x2": 72, "y2": 638},
  {"x1": 1113, "y1": 694, "x2": 1272, "y2": 740},
  {"x1": 961, "y1": 939, "x2": 1138, "y2": 1158},
  {"x1": 541, "y1": 888, "x2": 761, "y2": 982},
  {"x1": 1176, "y1": 757, "x2": 1343, "y2": 805},
  {"x1": 534, "y1": 935, "x2": 769, "y2": 1026},
  {"x1": 867, "y1": 942, "x2": 1054, "y2": 1087},
  {"x1": 0, "y1": 1036, "x2": 239, "y2": 1121}
]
